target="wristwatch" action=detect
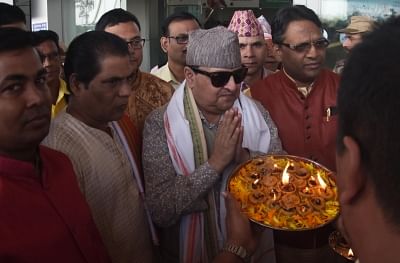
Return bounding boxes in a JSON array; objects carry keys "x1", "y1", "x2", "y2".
[{"x1": 222, "y1": 243, "x2": 250, "y2": 262}]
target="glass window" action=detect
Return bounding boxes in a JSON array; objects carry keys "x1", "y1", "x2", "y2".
[{"x1": 61, "y1": 0, "x2": 125, "y2": 44}]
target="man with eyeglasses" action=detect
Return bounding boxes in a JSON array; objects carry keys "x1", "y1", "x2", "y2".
[
  {"x1": 333, "y1": 16, "x2": 376, "y2": 74},
  {"x1": 32, "y1": 30, "x2": 69, "y2": 118},
  {"x1": 152, "y1": 12, "x2": 201, "y2": 89},
  {"x1": 251, "y1": 5, "x2": 341, "y2": 263},
  {"x1": 143, "y1": 26, "x2": 283, "y2": 263},
  {"x1": 228, "y1": 10, "x2": 273, "y2": 87},
  {"x1": 96, "y1": 8, "x2": 174, "y2": 134}
]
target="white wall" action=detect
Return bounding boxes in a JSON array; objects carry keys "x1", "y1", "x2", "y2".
[
  {"x1": 47, "y1": 0, "x2": 63, "y2": 37},
  {"x1": 31, "y1": 0, "x2": 48, "y2": 31},
  {"x1": 0, "y1": 0, "x2": 14, "y2": 4},
  {"x1": 127, "y1": 0, "x2": 151, "y2": 71},
  {"x1": 293, "y1": 0, "x2": 348, "y2": 19}
]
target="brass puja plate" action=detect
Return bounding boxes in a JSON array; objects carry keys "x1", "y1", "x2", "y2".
[
  {"x1": 227, "y1": 155, "x2": 340, "y2": 231},
  {"x1": 329, "y1": 230, "x2": 356, "y2": 261}
]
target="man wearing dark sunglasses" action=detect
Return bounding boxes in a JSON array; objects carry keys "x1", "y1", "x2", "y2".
[
  {"x1": 153, "y1": 12, "x2": 201, "y2": 89},
  {"x1": 143, "y1": 26, "x2": 283, "y2": 263},
  {"x1": 251, "y1": 5, "x2": 341, "y2": 263}
]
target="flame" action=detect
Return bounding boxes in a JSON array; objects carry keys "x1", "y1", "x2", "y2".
[
  {"x1": 274, "y1": 164, "x2": 278, "y2": 168},
  {"x1": 317, "y1": 172, "x2": 327, "y2": 189},
  {"x1": 304, "y1": 187, "x2": 310, "y2": 193},
  {"x1": 273, "y1": 192, "x2": 276, "y2": 201},
  {"x1": 282, "y1": 161, "x2": 290, "y2": 185},
  {"x1": 348, "y1": 248, "x2": 354, "y2": 257}
]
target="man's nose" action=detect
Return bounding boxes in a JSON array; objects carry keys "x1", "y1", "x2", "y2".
[
  {"x1": 119, "y1": 81, "x2": 132, "y2": 97},
  {"x1": 223, "y1": 76, "x2": 239, "y2": 92},
  {"x1": 342, "y1": 38, "x2": 352, "y2": 50},
  {"x1": 25, "y1": 82, "x2": 47, "y2": 108},
  {"x1": 243, "y1": 45, "x2": 254, "y2": 57}
]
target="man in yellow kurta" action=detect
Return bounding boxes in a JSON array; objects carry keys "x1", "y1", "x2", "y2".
[{"x1": 32, "y1": 30, "x2": 69, "y2": 117}]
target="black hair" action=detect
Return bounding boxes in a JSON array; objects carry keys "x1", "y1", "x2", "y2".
[
  {"x1": 95, "y1": 8, "x2": 141, "y2": 31},
  {"x1": 161, "y1": 11, "x2": 201, "y2": 36},
  {"x1": 64, "y1": 31, "x2": 130, "y2": 93},
  {"x1": 271, "y1": 5, "x2": 322, "y2": 44},
  {"x1": 0, "y1": 3, "x2": 26, "y2": 27},
  {"x1": 0, "y1": 27, "x2": 33, "y2": 53},
  {"x1": 337, "y1": 16, "x2": 400, "y2": 226},
  {"x1": 32, "y1": 30, "x2": 60, "y2": 50}
]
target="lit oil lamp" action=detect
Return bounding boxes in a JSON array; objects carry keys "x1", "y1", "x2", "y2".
[
  {"x1": 308, "y1": 175, "x2": 318, "y2": 187},
  {"x1": 317, "y1": 172, "x2": 334, "y2": 199},
  {"x1": 278, "y1": 162, "x2": 296, "y2": 193},
  {"x1": 272, "y1": 163, "x2": 283, "y2": 174},
  {"x1": 268, "y1": 187, "x2": 282, "y2": 201},
  {"x1": 296, "y1": 203, "x2": 312, "y2": 216},
  {"x1": 252, "y1": 178, "x2": 262, "y2": 189},
  {"x1": 348, "y1": 248, "x2": 354, "y2": 258},
  {"x1": 299, "y1": 186, "x2": 313, "y2": 198}
]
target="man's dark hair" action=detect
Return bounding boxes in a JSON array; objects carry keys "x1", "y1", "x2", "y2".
[
  {"x1": 337, "y1": 16, "x2": 400, "y2": 225},
  {"x1": 271, "y1": 5, "x2": 322, "y2": 44},
  {"x1": 0, "y1": 3, "x2": 26, "y2": 27},
  {"x1": 64, "y1": 31, "x2": 129, "y2": 93},
  {"x1": 32, "y1": 30, "x2": 60, "y2": 50},
  {"x1": 0, "y1": 27, "x2": 33, "y2": 53},
  {"x1": 161, "y1": 11, "x2": 201, "y2": 36},
  {"x1": 95, "y1": 8, "x2": 141, "y2": 31}
]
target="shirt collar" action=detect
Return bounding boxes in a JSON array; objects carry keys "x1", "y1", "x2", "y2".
[{"x1": 283, "y1": 67, "x2": 315, "y2": 97}]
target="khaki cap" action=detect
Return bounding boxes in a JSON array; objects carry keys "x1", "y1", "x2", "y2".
[{"x1": 337, "y1": 16, "x2": 376, "y2": 34}]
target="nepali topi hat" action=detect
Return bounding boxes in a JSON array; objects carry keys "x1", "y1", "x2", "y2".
[
  {"x1": 227, "y1": 10, "x2": 264, "y2": 37},
  {"x1": 186, "y1": 26, "x2": 241, "y2": 69}
]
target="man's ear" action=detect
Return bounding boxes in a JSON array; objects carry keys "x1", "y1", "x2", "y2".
[
  {"x1": 160, "y1": 36, "x2": 168, "y2": 53},
  {"x1": 68, "y1": 73, "x2": 85, "y2": 97},
  {"x1": 337, "y1": 136, "x2": 365, "y2": 205},
  {"x1": 184, "y1": 66, "x2": 195, "y2": 88}
]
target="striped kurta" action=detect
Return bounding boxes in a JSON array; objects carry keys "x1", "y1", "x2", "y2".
[{"x1": 42, "y1": 111, "x2": 154, "y2": 263}]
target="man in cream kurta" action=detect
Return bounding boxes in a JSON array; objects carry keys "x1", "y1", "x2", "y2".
[{"x1": 43, "y1": 31, "x2": 154, "y2": 263}]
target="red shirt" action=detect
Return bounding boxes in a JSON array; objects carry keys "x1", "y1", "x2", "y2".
[
  {"x1": 251, "y1": 69, "x2": 340, "y2": 171},
  {"x1": 0, "y1": 146, "x2": 111, "y2": 263}
]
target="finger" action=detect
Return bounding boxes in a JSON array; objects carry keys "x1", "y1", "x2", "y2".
[
  {"x1": 223, "y1": 191, "x2": 241, "y2": 214},
  {"x1": 237, "y1": 126, "x2": 244, "y2": 146},
  {"x1": 230, "y1": 126, "x2": 242, "y2": 145},
  {"x1": 218, "y1": 115, "x2": 240, "y2": 140}
]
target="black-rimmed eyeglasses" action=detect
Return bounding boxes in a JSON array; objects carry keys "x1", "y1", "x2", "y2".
[
  {"x1": 126, "y1": 38, "x2": 145, "y2": 49},
  {"x1": 190, "y1": 67, "x2": 248, "y2": 87},
  {"x1": 280, "y1": 38, "x2": 329, "y2": 53},
  {"x1": 167, "y1": 34, "x2": 189, "y2": 44}
]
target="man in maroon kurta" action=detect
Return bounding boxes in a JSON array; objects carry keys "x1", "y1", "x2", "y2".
[
  {"x1": 250, "y1": 6, "x2": 342, "y2": 263},
  {"x1": 251, "y1": 6, "x2": 339, "y2": 172},
  {"x1": 251, "y1": 69, "x2": 339, "y2": 171},
  {"x1": 0, "y1": 27, "x2": 110, "y2": 263}
]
